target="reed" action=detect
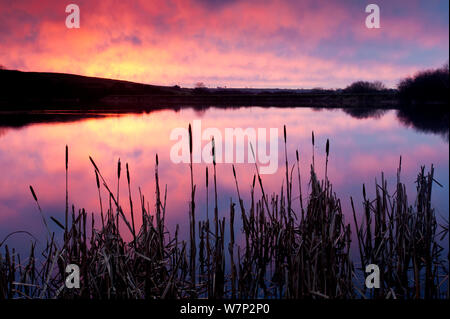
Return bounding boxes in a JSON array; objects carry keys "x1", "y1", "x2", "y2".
[
  {"x1": 188, "y1": 124, "x2": 197, "y2": 295},
  {"x1": 0, "y1": 128, "x2": 447, "y2": 300},
  {"x1": 352, "y1": 159, "x2": 447, "y2": 299}
]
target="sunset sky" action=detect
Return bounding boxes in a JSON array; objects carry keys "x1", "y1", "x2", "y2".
[{"x1": 0, "y1": 0, "x2": 448, "y2": 88}]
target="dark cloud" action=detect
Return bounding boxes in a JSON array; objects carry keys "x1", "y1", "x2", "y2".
[
  {"x1": 111, "y1": 34, "x2": 142, "y2": 46},
  {"x1": 195, "y1": 0, "x2": 239, "y2": 10}
]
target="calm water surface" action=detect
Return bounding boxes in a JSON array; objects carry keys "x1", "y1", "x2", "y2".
[{"x1": 0, "y1": 107, "x2": 448, "y2": 256}]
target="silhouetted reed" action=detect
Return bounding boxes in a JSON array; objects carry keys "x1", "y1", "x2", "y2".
[
  {"x1": 352, "y1": 158, "x2": 448, "y2": 299},
  {"x1": 0, "y1": 127, "x2": 447, "y2": 299}
]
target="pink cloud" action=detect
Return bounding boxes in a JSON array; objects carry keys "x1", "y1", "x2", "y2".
[{"x1": 0, "y1": 0, "x2": 448, "y2": 87}]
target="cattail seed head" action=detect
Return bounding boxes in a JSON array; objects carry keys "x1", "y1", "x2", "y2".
[
  {"x1": 326, "y1": 139, "x2": 330, "y2": 157},
  {"x1": 188, "y1": 124, "x2": 193, "y2": 155},
  {"x1": 126, "y1": 163, "x2": 130, "y2": 184},
  {"x1": 65, "y1": 145, "x2": 68, "y2": 170},
  {"x1": 117, "y1": 158, "x2": 121, "y2": 179},
  {"x1": 95, "y1": 170, "x2": 100, "y2": 189},
  {"x1": 212, "y1": 137, "x2": 216, "y2": 165},
  {"x1": 89, "y1": 156, "x2": 99, "y2": 172},
  {"x1": 29, "y1": 185, "x2": 37, "y2": 202}
]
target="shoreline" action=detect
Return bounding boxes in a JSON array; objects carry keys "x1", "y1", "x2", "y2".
[{"x1": 1, "y1": 69, "x2": 402, "y2": 110}]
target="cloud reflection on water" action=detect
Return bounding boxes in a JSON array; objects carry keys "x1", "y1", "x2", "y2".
[{"x1": 0, "y1": 107, "x2": 448, "y2": 255}]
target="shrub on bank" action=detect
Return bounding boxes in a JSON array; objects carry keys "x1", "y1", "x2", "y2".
[{"x1": 398, "y1": 64, "x2": 449, "y2": 106}]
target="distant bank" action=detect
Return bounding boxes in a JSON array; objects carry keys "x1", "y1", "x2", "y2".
[{"x1": 1, "y1": 69, "x2": 399, "y2": 110}]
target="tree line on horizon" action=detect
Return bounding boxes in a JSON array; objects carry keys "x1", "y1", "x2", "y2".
[
  {"x1": 1, "y1": 63, "x2": 448, "y2": 107},
  {"x1": 343, "y1": 63, "x2": 449, "y2": 107}
]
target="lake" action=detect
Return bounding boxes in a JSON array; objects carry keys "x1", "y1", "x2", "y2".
[{"x1": 0, "y1": 106, "x2": 448, "y2": 259}]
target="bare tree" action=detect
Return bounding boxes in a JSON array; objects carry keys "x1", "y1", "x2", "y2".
[
  {"x1": 195, "y1": 82, "x2": 206, "y2": 89},
  {"x1": 344, "y1": 80, "x2": 386, "y2": 93},
  {"x1": 398, "y1": 63, "x2": 449, "y2": 105}
]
